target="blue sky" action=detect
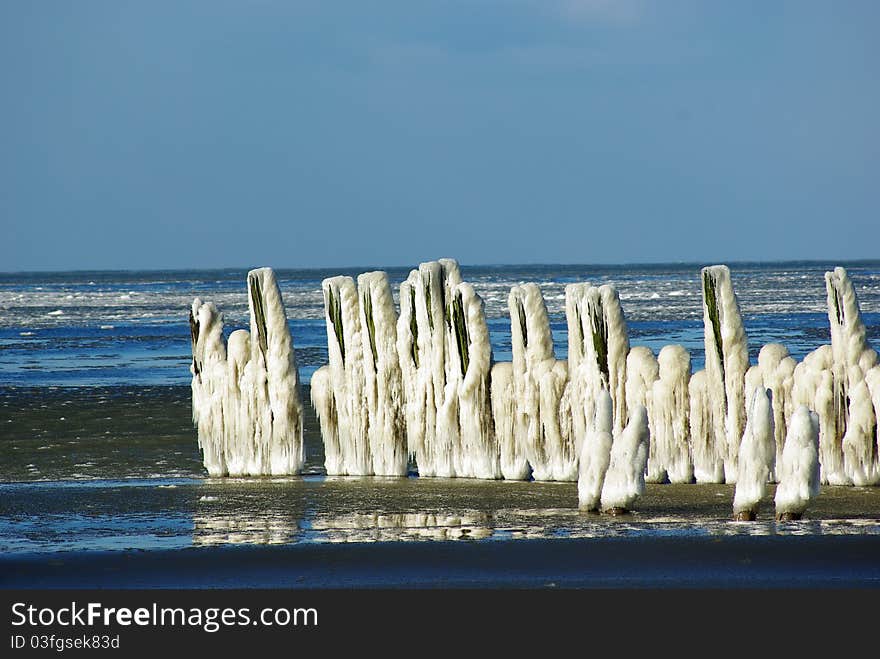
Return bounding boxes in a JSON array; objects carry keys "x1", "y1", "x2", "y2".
[{"x1": 2, "y1": 1, "x2": 878, "y2": 271}]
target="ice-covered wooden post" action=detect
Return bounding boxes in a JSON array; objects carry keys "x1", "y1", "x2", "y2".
[
  {"x1": 648, "y1": 345, "x2": 693, "y2": 484},
  {"x1": 189, "y1": 267, "x2": 304, "y2": 477},
  {"x1": 732, "y1": 387, "x2": 774, "y2": 520},
  {"x1": 774, "y1": 405, "x2": 820, "y2": 521},
  {"x1": 397, "y1": 259, "x2": 499, "y2": 479},
  {"x1": 743, "y1": 343, "x2": 796, "y2": 482},
  {"x1": 700, "y1": 265, "x2": 748, "y2": 484},
  {"x1": 825, "y1": 267, "x2": 879, "y2": 485},
  {"x1": 312, "y1": 272, "x2": 408, "y2": 476},
  {"x1": 792, "y1": 268, "x2": 880, "y2": 485},
  {"x1": 565, "y1": 282, "x2": 630, "y2": 457},
  {"x1": 507, "y1": 283, "x2": 571, "y2": 481}
]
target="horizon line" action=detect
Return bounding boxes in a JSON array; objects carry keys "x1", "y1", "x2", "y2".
[{"x1": 2, "y1": 257, "x2": 880, "y2": 277}]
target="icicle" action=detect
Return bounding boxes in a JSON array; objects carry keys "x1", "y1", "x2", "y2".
[
  {"x1": 690, "y1": 369, "x2": 723, "y2": 483},
  {"x1": 841, "y1": 372, "x2": 880, "y2": 485},
  {"x1": 189, "y1": 299, "x2": 227, "y2": 477},
  {"x1": 599, "y1": 404, "x2": 649, "y2": 514},
  {"x1": 825, "y1": 267, "x2": 879, "y2": 484},
  {"x1": 223, "y1": 329, "x2": 252, "y2": 476},
  {"x1": 310, "y1": 365, "x2": 341, "y2": 474},
  {"x1": 510, "y1": 283, "x2": 572, "y2": 481},
  {"x1": 649, "y1": 345, "x2": 693, "y2": 484},
  {"x1": 792, "y1": 345, "x2": 843, "y2": 484},
  {"x1": 626, "y1": 347, "x2": 660, "y2": 481},
  {"x1": 358, "y1": 272, "x2": 408, "y2": 476},
  {"x1": 774, "y1": 405, "x2": 820, "y2": 521},
  {"x1": 578, "y1": 388, "x2": 613, "y2": 511},
  {"x1": 757, "y1": 344, "x2": 796, "y2": 482},
  {"x1": 861, "y1": 365, "x2": 880, "y2": 484},
  {"x1": 564, "y1": 283, "x2": 595, "y2": 464},
  {"x1": 491, "y1": 362, "x2": 529, "y2": 479},
  {"x1": 700, "y1": 265, "x2": 749, "y2": 484},
  {"x1": 732, "y1": 388, "x2": 774, "y2": 520},
  {"x1": 320, "y1": 276, "x2": 370, "y2": 475}
]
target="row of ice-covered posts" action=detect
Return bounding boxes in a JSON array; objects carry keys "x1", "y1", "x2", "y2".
[{"x1": 189, "y1": 260, "x2": 880, "y2": 488}]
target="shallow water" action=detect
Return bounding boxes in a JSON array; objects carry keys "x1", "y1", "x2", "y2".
[
  {"x1": 2, "y1": 476, "x2": 879, "y2": 554},
  {"x1": 2, "y1": 386, "x2": 880, "y2": 554}
]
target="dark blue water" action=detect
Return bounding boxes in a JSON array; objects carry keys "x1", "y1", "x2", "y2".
[{"x1": 2, "y1": 261, "x2": 878, "y2": 387}]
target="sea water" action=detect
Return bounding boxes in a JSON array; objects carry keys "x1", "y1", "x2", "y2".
[{"x1": 1, "y1": 261, "x2": 880, "y2": 553}]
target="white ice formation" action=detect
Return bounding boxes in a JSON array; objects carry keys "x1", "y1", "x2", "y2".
[
  {"x1": 690, "y1": 369, "x2": 723, "y2": 483},
  {"x1": 774, "y1": 405, "x2": 821, "y2": 520},
  {"x1": 700, "y1": 265, "x2": 749, "y2": 484},
  {"x1": 791, "y1": 345, "x2": 840, "y2": 482},
  {"x1": 189, "y1": 267, "x2": 304, "y2": 477},
  {"x1": 599, "y1": 404, "x2": 649, "y2": 513},
  {"x1": 627, "y1": 347, "x2": 659, "y2": 482},
  {"x1": 790, "y1": 267, "x2": 880, "y2": 485},
  {"x1": 186, "y1": 256, "x2": 878, "y2": 511},
  {"x1": 509, "y1": 283, "x2": 573, "y2": 481},
  {"x1": 743, "y1": 343, "x2": 796, "y2": 482},
  {"x1": 578, "y1": 388, "x2": 614, "y2": 511},
  {"x1": 311, "y1": 272, "x2": 408, "y2": 476},
  {"x1": 600, "y1": 405, "x2": 649, "y2": 513},
  {"x1": 732, "y1": 387, "x2": 775, "y2": 520},
  {"x1": 397, "y1": 259, "x2": 499, "y2": 479},
  {"x1": 490, "y1": 362, "x2": 525, "y2": 479},
  {"x1": 566, "y1": 283, "x2": 630, "y2": 459},
  {"x1": 648, "y1": 345, "x2": 693, "y2": 484},
  {"x1": 826, "y1": 267, "x2": 880, "y2": 485}
]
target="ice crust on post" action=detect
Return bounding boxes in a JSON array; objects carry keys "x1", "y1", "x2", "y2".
[
  {"x1": 316, "y1": 276, "x2": 369, "y2": 475},
  {"x1": 599, "y1": 405, "x2": 649, "y2": 514},
  {"x1": 700, "y1": 265, "x2": 749, "y2": 484},
  {"x1": 690, "y1": 369, "x2": 722, "y2": 483},
  {"x1": 825, "y1": 267, "x2": 880, "y2": 486},
  {"x1": 578, "y1": 388, "x2": 614, "y2": 511},
  {"x1": 732, "y1": 387, "x2": 775, "y2": 520},
  {"x1": 626, "y1": 347, "x2": 659, "y2": 481},
  {"x1": 190, "y1": 299, "x2": 227, "y2": 476},
  {"x1": 491, "y1": 361, "x2": 527, "y2": 480},
  {"x1": 649, "y1": 345, "x2": 693, "y2": 484},
  {"x1": 313, "y1": 272, "x2": 408, "y2": 476},
  {"x1": 189, "y1": 267, "x2": 304, "y2": 477},
  {"x1": 774, "y1": 405, "x2": 821, "y2": 520},
  {"x1": 565, "y1": 283, "x2": 630, "y2": 470},
  {"x1": 509, "y1": 283, "x2": 572, "y2": 481},
  {"x1": 244, "y1": 268, "x2": 305, "y2": 476},
  {"x1": 744, "y1": 343, "x2": 796, "y2": 483},
  {"x1": 791, "y1": 346, "x2": 840, "y2": 483},
  {"x1": 358, "y1": 272, "x2": 409, "y2": 476},
  {"x1": 396, "y1": 259, "x2": 499, "y2": 479}
]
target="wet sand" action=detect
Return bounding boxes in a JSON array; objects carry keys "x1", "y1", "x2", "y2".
[{"x1": 3, "y1": 385, "x2": 880, "y2": 589}]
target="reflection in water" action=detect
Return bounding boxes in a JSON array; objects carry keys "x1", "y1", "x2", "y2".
[
  {"x1": 309, "y1": 511, "x2": 493, "y2": 543},
  {"x1": 191, "y1": 478, "x2": 306, "y2": 546},
  {"x1": 193, "y1": 512, "x2": 298, "y2": 546},
  {"x1": 1, "y1": 479, "x2": 880, "y2": 553}
]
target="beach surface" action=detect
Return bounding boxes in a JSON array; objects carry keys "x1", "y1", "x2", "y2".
[{"x1": 3, "y1": 384, "x2": 880, "y2": 590}]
